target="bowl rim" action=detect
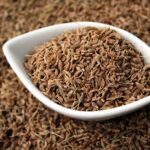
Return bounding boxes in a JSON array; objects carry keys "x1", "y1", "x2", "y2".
[{"x1": 3, "y1": 21, "x2": 150, "y2": 120}]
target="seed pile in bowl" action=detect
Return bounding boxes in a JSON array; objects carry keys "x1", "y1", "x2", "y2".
[{"x1": 25, "y1": 27, "x2": 150, "y2": 111}]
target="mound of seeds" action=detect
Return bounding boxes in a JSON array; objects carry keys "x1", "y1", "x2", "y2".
[{"x1": 25, "y1": 27, "x2": 150, "y2": 111}]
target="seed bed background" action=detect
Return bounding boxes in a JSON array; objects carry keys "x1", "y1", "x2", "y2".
[{"x1": 0, "y1": 0, "x2": 150, "y2": 149}]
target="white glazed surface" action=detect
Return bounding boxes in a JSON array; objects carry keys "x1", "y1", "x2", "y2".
[{"x1": 3, "y1": 22, "x2": 150, "y2": 121}]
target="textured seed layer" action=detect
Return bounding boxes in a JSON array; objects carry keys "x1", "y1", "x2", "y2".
[
  {"x1": 1, "y1": 0, "x2": 150, "y2": 149},
  {"x1": 25, "y1": 27, "x2": 150, "y2": 111}
]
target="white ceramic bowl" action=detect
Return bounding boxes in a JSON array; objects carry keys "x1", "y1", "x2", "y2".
[{"x1": 3, "y1": 22, "x2": 150, "y2": 121}]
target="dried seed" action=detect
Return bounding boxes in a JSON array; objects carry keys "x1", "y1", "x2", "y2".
[{"x1": 1, "y1": 0, "x2": 150, "y2": 149}]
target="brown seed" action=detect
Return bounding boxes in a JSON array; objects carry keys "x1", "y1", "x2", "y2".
[
  {"x1": 25, "y1": 27, "x2": 149, "y2": 112},
  {"x1": 1, "y1": 1, "x2": 150, "y2": 149}
]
